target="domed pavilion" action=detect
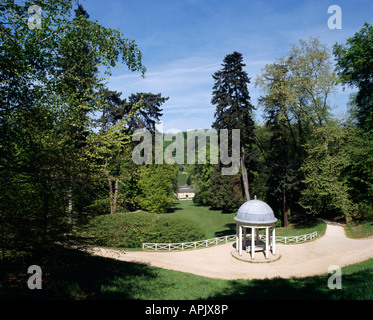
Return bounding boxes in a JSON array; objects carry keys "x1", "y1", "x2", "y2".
[{"x1": 233, "y1": 197, "x2": 279, "y2": 262}]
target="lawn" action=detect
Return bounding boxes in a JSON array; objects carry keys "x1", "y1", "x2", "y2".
[
  {"x1": 1, "y1": 201, "x2": 370, "y2": 300},
  {"x1": 75, "y1": 200, "x2": 327, "y2": 250},
  {"x1": 177, "y1": 172, "x2": 188, "y2": 187},
  {"x1": 1, "y1": 245, "x2": 372, "y2": 300},
  {"x1": 166, "y1": 201, "x2": 326, "y2": 240},
  {"x1": 167, "y1": 201, "x2": 237, "y2": 239},
  {"x1": 345, "y1": 221, "x2": 373, "y2": 239}
]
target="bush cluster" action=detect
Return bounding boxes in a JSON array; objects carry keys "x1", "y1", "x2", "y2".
[{"x1": 77, "y1": 212, "x2": 205, "y2": 248}]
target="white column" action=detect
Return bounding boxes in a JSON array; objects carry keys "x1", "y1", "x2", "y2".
[
  {"x1": 251, "y1": 227, "x2": 255, "y2": 259},
  {"x1": 239, "y1": 224, "x2": 242, "y2": 256},
  {"x1": 272, "y1": 227, "x2": 276, "y2": 255},
  {"x1": 236, "y1": 223, "x2": 238, "y2": 252},
  {"x1": 256, "y1": 228, "x2": 259, "y2": 245},
  {"x1": 265, "y1": 227, "x2": 269, "y2": 259},
  {"x1": 243, "y1": 227, "x2": 247, "y2": 250}
]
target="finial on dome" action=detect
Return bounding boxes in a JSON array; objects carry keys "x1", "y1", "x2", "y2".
[{"x1": 254, "y1": 195, "x2": 257, "y2": 200}]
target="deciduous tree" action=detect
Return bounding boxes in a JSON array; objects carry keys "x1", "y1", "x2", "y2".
[
  {"x1": 0, "y1": 0, "x2": 145, "y2": 254},
  {"x1": 334, "y1": 22, "x2": 373, "y2": 134}
]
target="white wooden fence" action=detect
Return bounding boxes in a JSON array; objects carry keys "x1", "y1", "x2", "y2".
[
  {"x1": 142, "y1": 235, "x2": 236, "y2": 251},
  {"x1": 271, "y1": 231, "x2": 318, "y2": 244},
  {"x1": 142, "y1": 231, "x2": 317, "y2": 251}
]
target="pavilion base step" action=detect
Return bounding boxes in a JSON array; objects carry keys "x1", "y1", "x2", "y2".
[{"x1": 231, "y1": 249, "x2": 280, "y2": 263}]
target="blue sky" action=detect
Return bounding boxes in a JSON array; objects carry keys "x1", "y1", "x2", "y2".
[{"x1": 81, "y1": 0, "x2": 373, "y2": 132}]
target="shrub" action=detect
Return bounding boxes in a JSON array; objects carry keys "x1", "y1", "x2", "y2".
[
  {"x1": 146, "y1": 216, "x2": 205, "y2": 243},
  {"x1": 77, "y1": 212, "x2": 205, "y2": 248}
]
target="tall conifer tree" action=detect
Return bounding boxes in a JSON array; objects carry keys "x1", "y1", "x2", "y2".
[{"x1": 211, "y1": 52, "x2": 256, "y2": 201}]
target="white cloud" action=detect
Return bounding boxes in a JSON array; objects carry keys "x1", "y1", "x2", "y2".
[{"x1": 107, "y1": 56, "x2": 221, "y2": 131}]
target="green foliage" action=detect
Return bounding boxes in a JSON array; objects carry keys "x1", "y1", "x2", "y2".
[
  {"x1": 77, "y1": 212, "x2": 205, "y2": 248},
  {"x1": 185, "y1": 132, "x2": 216, "y2": 205},
  {"x1": 211, "y1": 51, "x2": 255, "y2": 134},
  {"x1": 211, "y1": 51, "x2": 256, "y2": 201},
  {"x1": 299, "y1": 120, "x2": 356, "y2": 221},
  {"x1": 207, "y1": 165, "x2": 244, "y2": 213},
  {"x1": 190, "y1": 163, "x2": 214, "y2": 206},
  {"x1": 0, "y1": 0, "x2": 145, "y2": 255},
  {"x1": 256, "y1": 62, "x2": 305, "y2": 225},
  {"x1": 342, "y1": 128, "x2": 373, "y2": 214},
  {"x1": 136, "y1": 164, "x2": 178, "y2": 213},
  {"x1": 334, "y1": 22, "x2": 373, "y2": 133},
  {"x1": 99, "y1": 90, "x2": 167, "y2": 133},
  {"x1": 254, "y1": 38, "x2": 339, "y2": 218}
]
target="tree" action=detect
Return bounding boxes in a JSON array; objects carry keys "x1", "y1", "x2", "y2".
[
  {"x1": 207, "y1": 165, "x2": 244, "y2": 213},
  {"x1": 89, "y1": 117, "x2": 134, "y2": 215},
  {"x1": 99, "y1": 90, "x2": 167, "y2": 133},
  {"x1": 0, "y1": 0, "x2": 145, "y2": 254},
  {"x1": 299, "y1": 120, "x2": 356, "y2": 223},
  {"x1": 125, "y1": 93, "x2": 166, "y2": 133},
  {"x1": 97, "y1": 90, "x2": 168, "y2": 214},
  {"x1": 333, "y1": 24, "x2": 373, "y2": 218},
  {"x1": 136, "y1": 164, "x2": 178, "y2": 214},
  {"x1": 333, "y1": 22, "x2": 373, "y2": 134},
  {"x1": 187, "y1": 133, "x2": 215, "y2": 206},
  {"x1": 211, "y1": 51, "x2": 256, "y2": 201},
  {"x1": 256, "y1": 37, "x2": 341, "y2": 223},
  {"x1": 256, "y1": 63, "x2": 299, "y2": 226},
  {"x1": 190, "y1": 162, "x2": 214, "y2": 206}
]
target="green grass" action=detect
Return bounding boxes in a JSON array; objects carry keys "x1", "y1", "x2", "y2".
[
  {"x1": 177, "y1": 172, "x2": 188, "y2": 187},
  {"x1": 345, "y1": 221, "x2": 373, "y2": 239},
  {"x1": 275, "y1": 217, "x2": 327, "y2": 238},
  {"x1": 166, "y1": 201, "x2": 326, "y2": 240},
  {"x1": 1, "y1": 202, "x2": 368, "y2": 300},
  {"x1": 167, "y1": 201, "x2": 236, "y2": 239},
  {"x1": 75, "y1": 201, "x2": 326, "y2": 251},
  {"x1": 2, "y1": 245, "x2": 372, "y2": 300}
]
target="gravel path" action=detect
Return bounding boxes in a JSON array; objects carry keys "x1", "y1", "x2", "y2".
[{"x1": 77, "y1": 221, "x2": 373, "y2": 280}]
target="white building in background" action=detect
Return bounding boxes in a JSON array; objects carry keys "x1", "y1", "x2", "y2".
[{"x1": 177, "y1": 185, "x2": 195, "y2": 200}]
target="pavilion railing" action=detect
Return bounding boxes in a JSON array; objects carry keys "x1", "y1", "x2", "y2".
[{"x1": 142, "y1": 231, "x2": 318, "y2": 251}]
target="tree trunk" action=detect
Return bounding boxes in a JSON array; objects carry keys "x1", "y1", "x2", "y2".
[
  {"x1": 43, "y1": 187, "x2": 49, "y2": 236},
  {"x1": 282, "y1": 185, "x2": 288, "y2": 227},
  {"x1": 113, "y1": 179, "x2": 119, "y2": 214},
  {"x1": 105, "y1": 158, "x2": 118, "y2": 215},
  {"x1": 282, "y1": 124, "x2": 288, "y2": 227},
  {"x1": 108, "y1": 179, "x2": 119, "y2": 215},
  {"x1": 108, "y1": 178, "x2": 114, "y2": 214},
  {"x1": 344, "y1": 211, "x2": 352, "y2": 224},
  {"x1": 68, "y1": 187, "x2": 73, "y2": 225},
  {"x1": 241, "y1": 146, "x2": 250, "y2": 201}
]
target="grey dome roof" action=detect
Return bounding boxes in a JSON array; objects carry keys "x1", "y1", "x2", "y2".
[{"x1": 234, "y1": 199, "x2": 277, "y2": 225}]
